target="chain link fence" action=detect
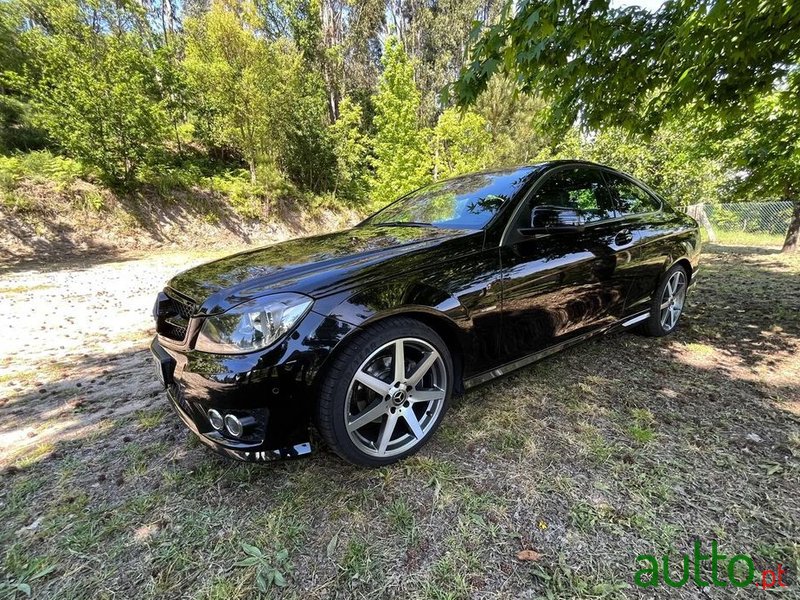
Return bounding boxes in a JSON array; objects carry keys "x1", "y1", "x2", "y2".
[{"x1": 678, "y1": 201, "x2": 794, "y2": 245}]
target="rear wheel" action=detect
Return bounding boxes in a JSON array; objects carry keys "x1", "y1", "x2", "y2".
[
  {"x1": 316, "y1": 317, "x2": 452, "y2": 467},
  {"x1": 642, "y1": 265, "x2": 688, "y2": 337}
]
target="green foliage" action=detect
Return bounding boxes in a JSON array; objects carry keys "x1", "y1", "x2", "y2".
[
  {"x1": 0, "y1": 1, "x2": 45, "y2": 152},
  {"x1": 431, "y1": 108, "x2": 491, "y2": 180},
  {"x1": 452, "y1": 0, "x2": 800, "y2": 250},
  {"x1": 0, "y1": 150, "x2": 85, "y2": 187},
  {"x1": 203, "y1": 165, "x2": 300, "y2": 219},
  {"x1": 723, "y1": 79, "x2": 800, "y2": 202},
  {"x1": 282, "y1": 0, "x2": 384, "y2": 124},
  {"x1": 580, "y1": 121, "x2": 726, "y2": 207},
  {"x1": 328, "y1": 97, "x2": 370, "y2": 202},
  {"x1": 0, "y1": 0, "x2": 795, "y2": 241},
  {"x1": 453, "y1": 0, "x2": 800, "y2": 131},
  {"x1": 279, "y1": 68, "x2": 337, "y2": 193},
  {"x1": 79, "y1": 189, "x2": 104, "y2": 212},
  {"x1": 234, "y1": 542, "x2": 291, "y2": 592},
  {"x1": 385, "y1": 0, "x2": 504, "y2": 125},
  {"x1": 370, "y1": 36, "x2": 431, "y2": 208},
  {"x1": 0, "y1": 94, "x2": 47, "y2": 153},
  {"x1": 475, "y1": 77, "x2": 552, "y2": 165},
  {"x1": 27, "y1": 0, "x2": 171, "y2": 185},
  {"x1": 184, "y1": 0, "x2": 297, "y2": 183}
]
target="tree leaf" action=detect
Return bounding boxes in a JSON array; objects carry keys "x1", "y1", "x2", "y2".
[
  {"x1": 525, "y1": 9, "x2": 541, "y2": 29},
  {"x1": 326, "y1": 532, "x2": 339, "y2": 559},
  {"x1": 517, "y1": 549, "x2": 543, "y2": 561},
  {"x1": 241, "y1": 542, "x2": 263, "y2": 558},
  {"x1": 677, "y1": 66, "x2": 695, "y2": 85},
  {"x1": 234, "y1": 556, "x2": 261, "y2": 568}
]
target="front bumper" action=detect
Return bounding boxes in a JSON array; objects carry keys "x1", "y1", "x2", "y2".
[{"x1": 150, "y1": 310, "x2": 355, "y2": 462}]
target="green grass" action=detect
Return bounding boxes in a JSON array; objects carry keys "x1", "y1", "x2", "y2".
[
  {"x1": 705, "y1": 228, "x2": 785, "y2": 247},
  {"x1": 135, "y1": 408, "x2": 167, "y2": 430},
  {"x1": 1, "y1": 246, "x2": 799, "y2": 599}
]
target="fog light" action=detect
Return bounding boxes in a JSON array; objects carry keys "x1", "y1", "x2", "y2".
[
  {"x1": 224, "y1": 414, "x2": 243, "y2": 437},
  {"x1": 207, "y1": 409, "x2": 223, "y2": 431}
]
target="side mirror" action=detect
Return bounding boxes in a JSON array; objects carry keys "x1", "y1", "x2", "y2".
[{"x1": 521, "y1": 206, "x2": 585, "y2": 235}]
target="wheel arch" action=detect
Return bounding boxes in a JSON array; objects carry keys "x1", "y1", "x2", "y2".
[
  {"x1": 385, "y1": 309, "x2": 467, "y2": 396},
  {"x1": 356, "y1": 307, "x2": 468, "y2": 395},
  {"x1": 314, "y1": 306, "x2": 469, "y2": 399},
  {"x1": 670, "y1": 257, "x2": 694, "y2": 283}
]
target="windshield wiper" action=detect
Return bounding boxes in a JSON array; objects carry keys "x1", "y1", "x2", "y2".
[{"x1": 376, "y1": 221, "x2": 433, "y2": 227}]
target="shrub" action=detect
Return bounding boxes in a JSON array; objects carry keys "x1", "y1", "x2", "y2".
[
  {"x1": 0, "y1": 151, "x2": 86, "y2": 187},
  {"x1": 204, "y1": 170, "x2": 265, "y2": 220}
]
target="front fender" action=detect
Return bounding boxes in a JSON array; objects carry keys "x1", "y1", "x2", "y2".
[{"x1": 309, "y1": 280, "x2": 477, "y2": 387}]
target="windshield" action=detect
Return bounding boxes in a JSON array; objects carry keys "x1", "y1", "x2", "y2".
[{"x1": 366, "y1": 169, "x2": 534, "y2": 230}]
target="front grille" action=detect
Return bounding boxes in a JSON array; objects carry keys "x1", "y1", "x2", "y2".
[{"x1": 154, "y1": 290, "x2": 197, "y2": 342}]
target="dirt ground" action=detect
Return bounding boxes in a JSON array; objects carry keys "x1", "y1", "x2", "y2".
[{"x1": 1, "y1": 244, "x2": 798, "y2": 599}]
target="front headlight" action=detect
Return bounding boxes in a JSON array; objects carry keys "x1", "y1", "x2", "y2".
[{"x1": 194, "y1": 293, "x2": 313, "y2": 354}]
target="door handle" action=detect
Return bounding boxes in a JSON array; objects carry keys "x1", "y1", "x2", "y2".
[{"x1": 614, "y1": 229, "x2": 633, "y2": 246}]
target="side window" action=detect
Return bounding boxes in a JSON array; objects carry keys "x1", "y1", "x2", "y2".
[
  {"x1": 604, "y1": 173, "x2": 661, "y2": 215},
  {"x1": 526, "y1": 167, "x2": 617, "y2": 224}
]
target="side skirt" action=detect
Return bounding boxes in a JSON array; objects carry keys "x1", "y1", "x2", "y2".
[
  {"x1": 463, "y1": 310, "x2": 650, "y2": 389},
  {"x1": 620, "y1": 311, "x2": 650, "y2": 328}
]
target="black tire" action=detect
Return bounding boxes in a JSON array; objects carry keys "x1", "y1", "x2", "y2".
[
  {"x1": 315, "y1": 317, "x2": 453, "y2": 467},
  {"x1": 641, "y1": 264, "x2": 689, "y2": 337}
]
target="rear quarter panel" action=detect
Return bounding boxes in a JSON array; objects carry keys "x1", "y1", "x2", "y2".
[{"x1": 624, "y1": 209, "x2": 701, "y2": 314}]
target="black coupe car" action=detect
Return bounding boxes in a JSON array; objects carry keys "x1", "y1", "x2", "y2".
[{"x1": 151, "y1": 161, "x2": 700, "y2": 466}]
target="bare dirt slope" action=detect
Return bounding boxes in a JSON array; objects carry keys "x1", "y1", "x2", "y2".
[
  {"x1": 0, "y1": 184, "x2": 360, "y2": 271},
  {"x1": 1, "y1": 245, "x2": 798, "y2": 599}
]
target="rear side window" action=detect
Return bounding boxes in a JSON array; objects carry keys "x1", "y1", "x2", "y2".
[
  {"x1": 604, "y1": 173, "x2": 661, "y2": 215},
  {"x1": 527, "y1": 167, "x2": 617, "y2": 224}
]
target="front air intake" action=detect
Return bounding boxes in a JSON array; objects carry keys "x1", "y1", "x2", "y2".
[{"x1": 154, "y1": 289, "x2": 197, "y2": 342}]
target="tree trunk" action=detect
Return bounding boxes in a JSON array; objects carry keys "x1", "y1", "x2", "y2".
[
  {"x1": 687, "y1": 203, "x2": 716, "y2": 243},
  {"x1": 173, "y1": 120, "x2": 183, "y2": 156},
  {"x1": 248, "y1": 158, "x2": 257, "y2": 184},
  {"x1": 696, "y1": 203, "x2": 717, "y2": 243},
  {"x1": 326, "y1": 77, "x2": 339, "y2": 123},
  {"x1": 782, "y1": 197, "x2": 800, "y2": 253}
]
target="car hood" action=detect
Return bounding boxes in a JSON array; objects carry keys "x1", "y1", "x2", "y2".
[{"x1": 167, "y1": 225, "x2": 477, "y2": 313}]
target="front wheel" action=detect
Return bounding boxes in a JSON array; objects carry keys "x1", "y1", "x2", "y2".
[
  {"x1": 315, "y1": 317, "x2": 453, "y2": 467},
  {"x1": 642, "y1": 264, "x2": 689, "y2": 337}
]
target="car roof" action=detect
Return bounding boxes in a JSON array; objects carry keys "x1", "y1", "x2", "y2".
[
  {"x1": 434, "y1": 160, "x2": 633, "y2": 191},
  {"x1": 463, "y1": 160, "x2": 621, "y2": 178},
  {"x1": 525, "y1": 159, "x2": 618, "y2": 171}
]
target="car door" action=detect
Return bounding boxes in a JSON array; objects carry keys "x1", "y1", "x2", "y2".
[
  {"x1": 601, "y1": 170, "x2": 671, "y2": 316},
  {"x1": 498, "y1": 165, "x2": 632, "y2": 361}
]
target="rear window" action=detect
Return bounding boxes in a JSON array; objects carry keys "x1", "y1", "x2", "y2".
[{"x1": 604, "y1": 172, "x2": 662, "y2": 215}]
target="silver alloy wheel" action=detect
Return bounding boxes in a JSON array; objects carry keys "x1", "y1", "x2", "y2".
[
  {"x1": 344, "y1": 337, "x2": 447, "y2": 458},
  {"x1": 659, "y1": 270, "x2": 687, "y2": 331}
]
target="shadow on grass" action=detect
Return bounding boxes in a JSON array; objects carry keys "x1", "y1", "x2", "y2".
[
  {"x1": 1, "y1": 245, "x2": 798, "y2": 599},
  {"x1": 703, "y1": 243, "x2": 784, "y2": 256}
]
